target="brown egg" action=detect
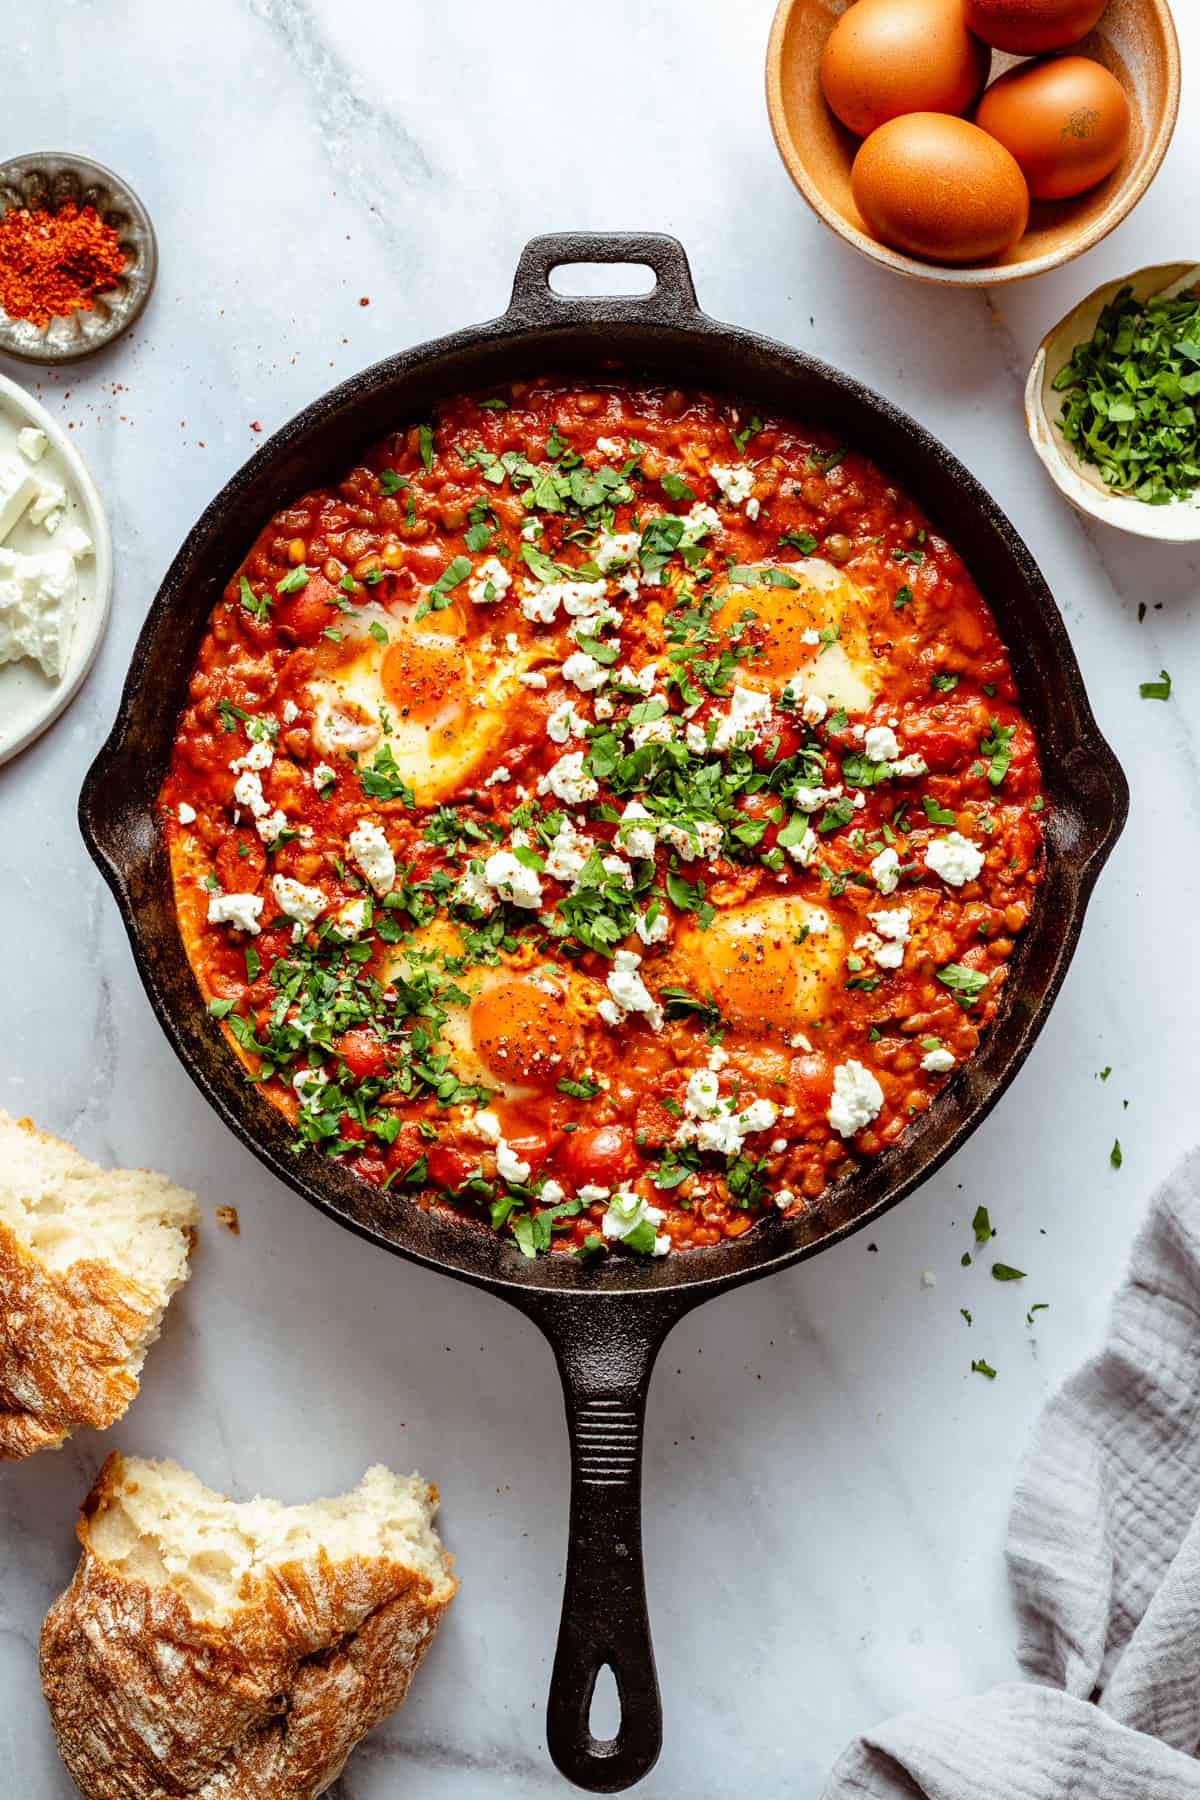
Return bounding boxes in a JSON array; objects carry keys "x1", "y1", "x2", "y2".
[
  {"x1": 851, "y1": 113, "x2": 1030, "y2": 263},
  {"x1": 820, "y1": 0, "x2": 992, "y2": 139},
  {"x1": 976, "y1": 55, "x2": 1130, "y2": 199},
  {"x1": 965, "y1": 0, "x2": 1108, "y2": 53}
]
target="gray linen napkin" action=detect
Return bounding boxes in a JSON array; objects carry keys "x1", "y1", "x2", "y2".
[{"x1": 823, "y1": 1150, "x2": 1200, "y2": 1800}]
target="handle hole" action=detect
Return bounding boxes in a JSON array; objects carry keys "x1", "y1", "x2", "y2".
[
  {"x1": 549, "y1": 261, "x2": 657, "y2": 300},
  {"x1": 588, "y1": 1662, "x2": 622, "y2": 1743}
]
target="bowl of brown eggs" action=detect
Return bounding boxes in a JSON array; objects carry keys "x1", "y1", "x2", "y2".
[{"x1": 765, "y1": 0, "x2": 1180, "y2": 284}]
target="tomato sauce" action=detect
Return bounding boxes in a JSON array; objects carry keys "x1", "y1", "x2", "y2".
[{"x1": 161, "y1": 379, "x2": 1045, "y2": 1260}]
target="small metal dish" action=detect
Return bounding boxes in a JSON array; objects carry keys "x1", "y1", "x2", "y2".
[
  {"x1": 0, "y1": 152, "x2": 157, "y2": 364},
  {"x1": 1025, "y1": 260, "x2": 1200, "y2": 542}
]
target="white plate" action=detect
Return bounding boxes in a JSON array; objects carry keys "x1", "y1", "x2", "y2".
[{"x1": 0, "y1": 372, "x2": 113, "y2": 764}]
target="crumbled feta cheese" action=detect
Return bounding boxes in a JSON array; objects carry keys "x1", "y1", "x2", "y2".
[
  {"x1": 793, "y1": 783, "x2": 844, "y2": 814},
  {"x1": 455, "y1": 862, "x2": 497, "y2": 913},
  {"x1": 333, "y1": 896, "x2": 370, "y2": 938},
  {"x1": 468, "y1": 557, "x2": 511, "y2": 605},
  {"x1": 547, "y1": 700, "x2": 588, "y2": 743},
  {"x1": 603, "y1": 950, "x2": 664, "y2": 1031},
  {"x1": 468, "y1": 1110, "x2": 501, "y2": 1142},
  {"x1": 710, "y1": 463, "x2": 755, "y2": 507},
  {"x1": 256, "y1": 808, "x2": 290, "y2": 848},
  {"x1": 862, "y1": 906, "x2": 911, "y2": 968},
  {"x1": 921, "y1": 1270, "x2": 937, "y2": 1289},
  {"x1": 925, "y1": 832, "x2": 985, "y2": 887},
  {"x1": 922, "y1": 1044, "x2": 956, "y2": 1074},
  {"x1": 684, "y1": 501, "x2": 722, "y2": 538},
  {"x1": 801, "y1": 692, "x2": 828, "y2": 725},
  {"x1": 595, "y1": 436, "x2": 623, "y2": 458},
  {"x1": 16, "y1": 427, "x2": 47, "y2": 464},
  {"x1": 496, "y1": 1139, "x2": 531, "y2": 1184},
  {"x1": 538, "y1": 751, "x2": 599, "y2": 805},
  {"x1": 578, "y1": 1183, "x2": 611, "y2": 1204},
  {"x1": 870, "y1": 847, "x2": 901, "y2": 894},
  {"x1": 801, "y1": 628, "x2": 821, "y2": 647},
  {"x1": 483, "y1": 848, "x2": 543, "y2": 909},
  {"x1": 635, "y1": 906, "x2": 669, "y2": 945},
  {"x1": 828, "y1": 1060, "x2": 884, "y2": 1137},
  {"x1": 0, "y1": 458, "x2": 37, "y2": 542},
  {"x1": 658, "y1": 817, "x2": 722, "y2": 862},
  {"x1": 600, "y1": 854, "x2": 634, "y2": 890},
  {"x1": 177, "y1": 802, "x2": 197, "y2": 825},
  {"x1": 616, "y1": 660, "x2": 659, "y2": 694},
  {"x1": 601, "y1": 1190, "x2": 668, "y2": 1254},
  {"x1": 207, "y1": 891, "x2": 263, "y2": 935},
  {"x1": 597, "y1": 998, "x2": 623, "y2": 1027},
  {"x1": 292, "y1": 1067, "x2": 328, "y2": 1108},
  {"x1": 520, "y1": 577, "x2": 607, "y2": 626},
  {"x1": 631, "y1": 713, "x2": 675, "y2": 749},
  {"x1": 865, "y1": 724, "x2": 900, "y2": 763},
  {"x1": 519, "y1": 670, "x2": 548, "y2": 689},
  {"x1": 745, "y1": 496, "x2": 761, "y2": 522},
  {"x1": 888, "y1": 754, "x2": 928, "y2": 779},
  {"x1": 282, "y1": 699, "x2": 300, "y2": 724},
  {"x1": 29, "y1": 475, "x2": 66, "y2": 533},
  {"x1": 774, "y1": 1188, "x2": 797, "y2": 1211},
  {"x1": 545, "y1": 815, "x2": 595, "y2": 883},
  {"x1": 783, "y1": 821, "x2": 818, "y2": 867},
  {"x1": 484, "y1": 765, "x2": 512, "y2": 786},
  {"x1": 712, "y1": 684, "x2": 772, "y2": 752},
  {"x1": 230, "y1": 738, "x2": 273, "y2": 775},
  {"x1": 685, "y1": 721, "x2": 711, "y2": 755},
  {"x1": 232, "y1": 770, "x2": 270, "y2": 819},
  {"x1": 593, "y1": 531, "x2": 640, "y2": 571},
  {"x1": 561, "y1": 650, "x2": 609, "y2": 693},
  {"x1": 312, "y1": 761, "x2": 336, "y2": 789},
  {"x1": 540, "y1": 1178, "x2": 566, "y2": 1205},
  {"x1": 348, "y1": 820, "x2": 396, "y2": 895},
  {"x1": 272, "y1": 874, "x2": 326, "y2": 925},
  {"x1": 619, "y1": 801, "x2": 657, "y2": 860}
]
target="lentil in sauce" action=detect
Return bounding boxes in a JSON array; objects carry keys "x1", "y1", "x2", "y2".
[{"x1": 162, "y1": 379, "x2": 1045, "y2": 1259}]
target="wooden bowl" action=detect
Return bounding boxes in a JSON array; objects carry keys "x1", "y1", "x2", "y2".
[
  {"x1": 765, "y1": 0, "x2": 1181, "y2": 286},
  {"x1": 1025, "y1": 260, "x2": 1200, "y2": 540}
]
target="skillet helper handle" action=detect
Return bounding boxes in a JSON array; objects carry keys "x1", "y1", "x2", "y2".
[
  {"x1": 532, "y1": 1295, "x2": 684, "y2": 1792},
  {"x1": 506, "y1": 231, "x2": 700, "y2": 329}
]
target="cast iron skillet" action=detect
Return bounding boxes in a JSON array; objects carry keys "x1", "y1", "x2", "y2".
[{"x1": 80, "y1": 233, "x2": 1127, "y2": 1792}]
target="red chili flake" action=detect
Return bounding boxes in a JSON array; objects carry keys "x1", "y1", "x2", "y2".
[
  {"x1": 249, "y1": 420, "x2": 262, "y2": 433},
  {"x1": 0, "y1": 201, "x2": 126, "y2": 328},
  {"x1": 359, "y1": 296, "x2": 370, "y2": 307}
]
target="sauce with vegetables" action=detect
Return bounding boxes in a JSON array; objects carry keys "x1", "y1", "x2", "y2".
[{"x1": 161, "y1": 379, "x2": 1045, "y2": 1260}]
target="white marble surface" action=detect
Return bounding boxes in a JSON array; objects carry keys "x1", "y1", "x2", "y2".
[{"x1": 2, "y1": 3, "x2": 1198, "y2": 1794}]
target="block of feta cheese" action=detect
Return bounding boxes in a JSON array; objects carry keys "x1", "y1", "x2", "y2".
[{"x1": 0, "y1": 548, "x2": 80, "y2": 680}]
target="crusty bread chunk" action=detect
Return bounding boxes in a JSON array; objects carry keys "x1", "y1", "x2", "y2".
[
  {"x1": 41, "y1": 1454, "x2": 457, "y2": 1800},
  {"x1": 0, "y1": 1111, "x2": 197, "y2": 1460}
]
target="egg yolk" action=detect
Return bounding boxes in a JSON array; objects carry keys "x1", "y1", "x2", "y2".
[
  {"x1": 470, "y1": 979, "x2": 579, "y2": 1087},
  {"x1": 679, "y1": 897, "x2": 843, "y2": 1030},
  {"x1": 382, "y1": 631, "x2": 466, "y2": 722}
]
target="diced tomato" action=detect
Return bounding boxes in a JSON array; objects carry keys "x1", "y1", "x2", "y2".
[
  {"x1": 786, "y1": 1053, "x2": 834, "y2": 1127},
  {"x1": 562, "y1": 1125, "x2": 638, "y2": 1188},
  {"x1": 337, "y1": 1115, "x2": 368, "y2": 1144},
  {"x1": 751, "y1": 718, "x2": 802, "y2": 769},
  {"x1": 334, "y1": 1029, "x2": 390, "y2": 1080},
  {"x1": 354, "y1": 1154, "x2": 388, "y2": 1187},
  {"x1": 425, "y1": 1144, "x2": 478, "y2": 1190},
  {"x1": 385, "y1": 1122, "x2": 427, "y2": 1174},
  {"x1": 276, "y1": 572, "x2": 342, "y2": 642}
]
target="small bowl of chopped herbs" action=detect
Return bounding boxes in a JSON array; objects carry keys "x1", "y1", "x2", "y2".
[{"x1": 1025, "y1": 262, "x2": 1200, "y2": 542}]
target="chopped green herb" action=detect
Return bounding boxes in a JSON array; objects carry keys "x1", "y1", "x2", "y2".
[
  {"x1": 1111, "y1": 1138, "x2": 1123, "y2": 1169},
  {"x1": 992, "y1": 1263, "x2": 1026, "y2": 1282},
  {"x1": 971, "y1": 1358, "x2": 997, "y2": 1380},
  {"x1": 1140, "y1": 669, "x2": 1172, "y2": 700},
  {"x1": 275, "y1": 564, "x2": 310, "y2": 595},
  {"x1": 972, "y1": 1205, "x2": 995, "y2": 1245}
]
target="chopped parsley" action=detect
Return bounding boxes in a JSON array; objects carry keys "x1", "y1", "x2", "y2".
[{"x1": 1140, "y1": 669, "x2": 1172, "y2": 700}]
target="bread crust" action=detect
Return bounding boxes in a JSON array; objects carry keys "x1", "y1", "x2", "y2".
[
  {"x1": 0, "y1": 1115, "x2": 196, "y2": 1460},
  {"x1": 40, "y1": 1454, "x2": 457, "y2": 1800}
]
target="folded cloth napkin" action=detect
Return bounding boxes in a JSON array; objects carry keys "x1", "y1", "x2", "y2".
[{"x1": 823, "y1": 1150, "x2": 1200, "y2": 1800}]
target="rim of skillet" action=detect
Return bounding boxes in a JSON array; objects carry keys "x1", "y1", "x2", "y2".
[{"x1": 79, "y1": 261, "x2": 1128, "y2": 1311}]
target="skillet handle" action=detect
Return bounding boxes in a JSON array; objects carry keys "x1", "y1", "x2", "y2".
[
  {"x1": 506, "y1": 232, "x2": 701, "y2": 329},
  {"x1": 523, "y1": 1292, "x2": 688, "y2": 1792}
]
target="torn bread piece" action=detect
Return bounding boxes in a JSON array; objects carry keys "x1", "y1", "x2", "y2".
[
  {"x1": 0, "y1": 1112, "x2": 197, "y2": 1459},
  {"x1": 41, "y1": 1454, "x2": 457, "y2": 1800}
]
